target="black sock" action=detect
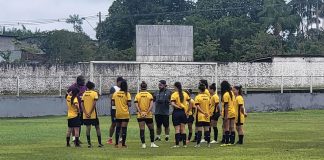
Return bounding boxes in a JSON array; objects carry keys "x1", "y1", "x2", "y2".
[
  {"x1": 75, "y1": 137, "x2": 80, "y2": 146},
  {"x1": 121, "y1": 127, "x2": 127, "y2": 146},
  {"x1": 149, "y1": 129, "x2": 154, "y2": 143},
  {"x1": 197, "y1": 131, "x2": 202, "y2": 145},
  {"x1": 221, "y1": 134, "x2": 225, "y2": 143},
  {"x1": 205, "y1": 131, "x2": 211, "y2": 144},
  {"x1": 239, "y1": 135, "x2": 244, "y2": 144},
  {"x1": 79, "y1": 127, "x2": 81, "y2": 137},
  {"x1": 194, "y1": 132, "x2": 197, "y2": 141},
  {"x1": 175, "y1": 133, "x2": 181, "y2": 145},
  {"x1": 66, "y1": 137, "x2": 70, "y2": 145},
  {"x1": 86, "y1": 135, "x2": 91, "y2": 145},
  {"x1": 115, "y1": 126, "x2": 121, "y2": 145},
  {"x1": 188, "y1": 132, "x2": 192, "y2": 141},
  {"x1": 182, "y1": 134, "x2": 187, "y2": 146},
  {"x1": 213, "y1": 127, "x2": 218, "y2": 141},
  {"x1": 97, "y1": 136, "x2": 102, "y2": 145},
  {"x1": 140, "y1": 129, "x2": 145, "y2": 144},
  {"x1": 230, "y1": 132, "x2": 235, "y2": 144},
  {"x1": 225, "y1": 131, "x2": 230, "y2": 144}
]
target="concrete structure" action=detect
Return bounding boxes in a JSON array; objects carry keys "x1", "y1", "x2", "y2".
[
  {"x1": 0, "y1": 35, "x2": 22, "y2": 62},
  {"x1": 136, "y1": 25, "x2": 193, "y2": 62},
  {"x1": 0, "y1": 93, "x2": 323, "y2": 117}
]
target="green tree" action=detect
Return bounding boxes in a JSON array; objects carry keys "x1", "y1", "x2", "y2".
[{"x1": 66, "y1": 14, "x2": 84, "y2": 33}]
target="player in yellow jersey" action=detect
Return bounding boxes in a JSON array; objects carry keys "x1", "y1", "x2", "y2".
[
  {"x1": 233, "y1": 85, "x2": 247, "y2": 145},
  {"x1": 220, "y1": 81, "x2": 236, "y2": 147},
  {"x1": 209, "y1": 83, "x2": 220, "y2": 144},
  {"x1": 81, "y1": 81, "x2": 103, "y2": 148},
  {"x1": 170, "y1": 82, "x2": 191, "y2": 148},
  {"x1": 111, "y1": 80, "x2": 132, "y2": 148},
  {"x1": 185, "y1": 89, "x2": 195, "y2": 143},
  {"x1": 66, "y1": 88, "x2": 81, "y2": 147},
  {"x1": 194, "y1": 83, "x2": 211, "y2": 148},
  {"x1": 135, "y1": 81, "x2": 159, "y2": 149}
]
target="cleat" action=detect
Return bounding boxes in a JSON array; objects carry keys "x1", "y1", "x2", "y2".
[
  {"x1": 165, "y1": 137, "x2": 169, "y2": 142},
  {"x1": 210, "y1": 140, "x2": 218, "y2": 144},
  {"x1": 150, "y1": 143, "x2": 159, "y2": 148},
  {"x1": 155, "y1": 137, "x2": 161, "y2": 142},
  {"x1": 141, "y1": 144, "x2": 147, "y2": 149},
  {"x1": 207, "y1": 144, "x2": 211, "y2": 148},
  {"x1": 194, "y1": 144, "x2": 201, "y2": 148},
  {"x1": 122, "y1": 145, "x2": 128, "y2": 148},
  {"x1": 183, "y1": 145, "x2": 188, "y2": 148},
  {"x1": 87, "y1": 144, "x2": 92, "y2": 148},
  {"x1": 98, "y1": 144, "x2": 104, "y2": 148},
  {"x1": 170, "y1": 145, "x2": 180, "y2": 148},
  {"x1": 220, "y1": 144, "x2": 228, "y2": 147},
  {"x1": 200, "y1": 139, "x2": 206, "y2": 143},
  {"x1": 107, "y1": 138, "x2": 113, "y2": 144},
  {"x1": 66, "y1": 144, "x2": 71, "y2": 147}
]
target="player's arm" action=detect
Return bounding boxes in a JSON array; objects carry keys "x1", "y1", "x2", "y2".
[
  {"x1": 88, "y1": 100, "x2": 97, "y2": 117},
  {"x1": 187, "y1": 100, "x2": 193, "y2": 115},
  {"x1": 215, "y1": 102, "x2": 220, "y2": 113},
  {"x1": 224, "y1": 102, "x2": 229, "y2": 119},
  {"x1": 171, "y1": 101, "x2": 181, "y2": 109},
  {"x1": 81, "y1": 101, "x2": 87, "y2": 116},
  {"x1": 148, "y1": 99, "x2": 154, "y2": 113},
  {"x1": 195, "y1": 103, "x2": 209, "y2": 117}
]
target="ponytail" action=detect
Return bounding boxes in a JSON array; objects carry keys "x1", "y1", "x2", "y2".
[
  {"x1": 140, "y1": 81, "x2": 147, "y2": 90},
  {"x1": 234, "y1": 85, "x2": 243, "y2": 96},
  {"x1": 70, "y1": 88, "x2": 80, "y2": 106},
  {"x1": 174, "y1": 82, "x2": 184, "y2": 102}
]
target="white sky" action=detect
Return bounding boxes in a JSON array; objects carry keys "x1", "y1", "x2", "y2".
[{"x1": 0, "y1": 0, "x2": 114, "y2": 39}]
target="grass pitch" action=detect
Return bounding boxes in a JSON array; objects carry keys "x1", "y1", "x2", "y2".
[{"x1": 0, "y1": 110, "x2": 324, "y2": 160}]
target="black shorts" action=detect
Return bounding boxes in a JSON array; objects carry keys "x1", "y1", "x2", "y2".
[
  {"x1": 83, "y1": 118, "x2": 99, "y2": 126},
  {"x1": 155, "y1": 114, "x2": 169, "y2": 128},
  {"x1": 116, "y1": 119, "x2": 129, "y2": 123},
  {"x1": 187, "y1": 115, "x2": 194, "y2": 124},
  {"x1": 137, "y1": 118, "x2": 154, "y2": 124},
  {"x1": 172, "y1": 109, "x2": 187, "y2": 126},
  {"x1": 196, "y1": 121, "x2": 210, "y2": 127},
  {"x1": 68, "y1": 117, "x2": 81, "y2": 128},
  {"x1": 236, "y1": 123, "x2": 244, "y2": 126},
  {"x1": 111, "y1": 109, "x2": 116, "y2": 123},
  {"x1": 211, "y1": 112, "x2": 220, "y2": 121}
]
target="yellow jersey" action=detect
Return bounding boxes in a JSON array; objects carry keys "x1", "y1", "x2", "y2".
[
  {"x1": 171, "y1": 91, "x2": 190, "y2": 112},
  {"x1": 221, "y1": 91, "x2": 236, "y2": 118},
  {"x1": 235, "y1": 95, "x2": 245, "y2": 124},
  {"x1": 210, "y1": 93, "x2": 220, "y2": 115},
  {"x1": 203, "y1": 89, "x2": 211, "y2": 97},
  {"x1": 134, "y1": 91, "x2": 153, "y2": 119},
  {"x1": 194, "y1": 93, "x2": 211, "y2": 122},
  {"x1": 112, "y1": 91, "x2": 132, "y2": 119},
  {"x1": 66, "y1": 95, "x2": 79, "y2": 119},
  {"x1": 82, "y1": 90, "x2": 99, "y2": 119}
]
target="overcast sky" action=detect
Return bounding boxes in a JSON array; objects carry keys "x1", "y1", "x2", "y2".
[{"x1": 0, "y1": 0, "x2": 114, "y2": 39}]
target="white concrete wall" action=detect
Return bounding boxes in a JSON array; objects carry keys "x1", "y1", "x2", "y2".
[{"x1": 1, "y1": 59, "x2": 324, "y2": 95}]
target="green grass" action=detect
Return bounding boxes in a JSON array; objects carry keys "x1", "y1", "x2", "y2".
[{"x1": 0, "y1": 110, "x2": 324, "y2": 160}]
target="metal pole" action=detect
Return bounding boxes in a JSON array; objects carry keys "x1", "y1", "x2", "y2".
[
  {"x1": 59, "y1": 75, "x2": 62, "y2": 97},
  {"x1": 245, "y1": 65, "x2": 248, "y2": 94},
  {"x1": 137, "y1": 64, "x2": 141, "y2": 93},
  {"x1": 17, "y1": 76, "x2": 20, "y2": 97},
  {"x1": 281, "y1": 75, "x2": 284, "y2": 94},
  {"x1": 99, "y1": 75, "x2": 102, "y2": 95},
  {"x1": 215, "y1": 64, "x2": 218, "y2": 93},
  {"x1": 89, "y1": 61, "x2": 94, "y2": 82},
  {"x1": 310, "y1": 75, "x2": 313, "y2": 94}
]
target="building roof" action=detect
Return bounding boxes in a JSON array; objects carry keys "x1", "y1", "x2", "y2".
[{"x1": 249, "y1": 54, "x2": 324, "y2": 62}]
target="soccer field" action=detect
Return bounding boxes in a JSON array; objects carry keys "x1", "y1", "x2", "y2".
[{"x1": 0, "y1": 110, "x2": 323, "y2": 160}]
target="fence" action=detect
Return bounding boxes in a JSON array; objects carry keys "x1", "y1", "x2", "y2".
[{"x1": 0, "y1": 74, "x2": 322, "y2": 96}]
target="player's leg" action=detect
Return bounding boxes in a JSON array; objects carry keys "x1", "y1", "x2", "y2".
[
  {"x1": 74, "y1": 127, "x2": 80, "y2": 147},
  {"x1": 180, "y1": 123, "x2": 187, "y2": 147},
  {"x1": 86, "y1": 125, "x2": 92, "y2": 148},
  {"x1": 187, "y1": 121, "x2": 193, "y2": 142},
  {"x1": 237, "y1": 124, "x2": 244, "y2": 144},
  {"x1": 115, "y1": 120, "x2": 121, "y2": 147},
  {"x1": 147, "y1": 119, "x2": 159, "y2": 148},
  {"x1": 229, "y1": 118, "x2": 235, "y2": 144},
  {"x1": 66, "y1": 127, "x2": 72, "y2": 147},
  {"x1": 204, "y1": 125, "x2": 211, "y2": 147},
  {"x1": 107, "y1": 109, "x2": 116, "y2": 144},
  {"x1": 195, "y1": 124, "x2": 203, "y2": 148},
  {"x1": 95, "y1": 124, "x2": 103, "y2": 147},
  {"x1": 163, "y1": 115, "x2": 170, "y2": 141},
  {"x1": 121, "y1": 120, "x2": 129, "y2": 148},
  {"x1": 138, "y1": 120, "x2": 146, "y2": 148},
  {"x1": 155, "y1": 115, "x2": 162, "y2": 141}
]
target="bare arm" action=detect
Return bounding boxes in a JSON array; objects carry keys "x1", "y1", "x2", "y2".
[
  {"x1": 196, "y1": 104, "x2": 209, "y2": 117},
  {"x1": 224, "y1": 102, "x2": 229, "y2": 119},
  {"x1": 171, "y1": 101, "x2": 181, "y2": 109}
]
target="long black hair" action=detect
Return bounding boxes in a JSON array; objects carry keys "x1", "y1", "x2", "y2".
[
  {"x1": 198, "y1": 83, "x2": 206, "y2": 92},
  {"x1": 174, "y1": 82, "x2": 184, "y2": 103},
  {"x1": 209, "y1": 83, "x2": 216, "y2": 92},
  {"x1": 140, "y1": 81, "x2": 147, "y2": 90},
  {"x1": 221, "y1": 80, "x2": 232, "y2": 101},
  {"x1": 120, "y1": 80, "x2": 128, "y2": 95},
  {"x1": 71, "y1": 88, "x2": 80, "y2": 106},
  {"x1": 200, "y1": 79, "x2": 208, "y2": 89},
  {"x1": 234, "y1": 85, "x2": 243, "y2": 96}
]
